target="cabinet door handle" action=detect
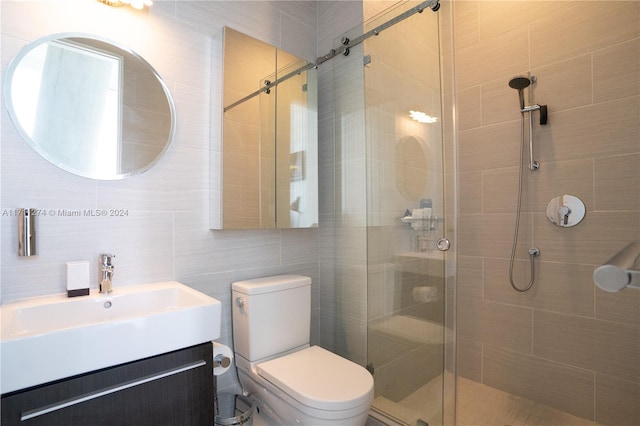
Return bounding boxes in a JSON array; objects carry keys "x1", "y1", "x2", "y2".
[{"x1": 21, "y1": 360, "x2": 207, "y2": 421}]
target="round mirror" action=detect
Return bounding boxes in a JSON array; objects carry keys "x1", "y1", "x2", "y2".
[
  {"x1": 395, "y1": 135, "x2": 428, "y2": 201},
  {"x1": 4, "y1": 33, "x2": 176, "y2": 180}
]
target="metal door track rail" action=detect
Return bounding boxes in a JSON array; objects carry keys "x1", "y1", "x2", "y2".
[
  {"x1": 224, "y1": 0, "x2": 440, "y2": 112},
  {"x1": 316, "y1": 0, "x2": 440, "y2": 66}
]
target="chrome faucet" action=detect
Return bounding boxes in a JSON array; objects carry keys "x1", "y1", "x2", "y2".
[{"x1": 99, "y1": 253, "x2": 115, "y2": 294}]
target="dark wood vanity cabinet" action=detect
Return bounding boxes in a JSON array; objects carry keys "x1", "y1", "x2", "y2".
[{"x1": 1, "y1": 343, "x2": 214, "y2": 426}]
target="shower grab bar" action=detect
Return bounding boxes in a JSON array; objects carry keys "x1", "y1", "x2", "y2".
[
  {"x1": 521, "y1": 103, "x2": 548, "y2": 171},
  {"x1": 593, "y1": 242, "x2": 640, "y2": 292}
]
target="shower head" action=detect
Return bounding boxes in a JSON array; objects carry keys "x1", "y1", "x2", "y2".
[
  {"x1": 508, "y1": 76, "x2": 531, "y2": 90},
  {"x1": 509, "y1": 76, "x2": 531, "y2": 110}
]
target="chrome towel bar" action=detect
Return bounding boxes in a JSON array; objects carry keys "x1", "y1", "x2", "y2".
[{"x1": 593, "y1": 242, "x2": 640, "y2": 292}]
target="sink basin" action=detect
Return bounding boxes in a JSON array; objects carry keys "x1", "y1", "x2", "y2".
[{"x1": 1, "y1": 281, "x2": 221, "y2": 394}]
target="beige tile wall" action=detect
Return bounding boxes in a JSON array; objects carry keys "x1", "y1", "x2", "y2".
[{"x1": 453, "y1": 1, "x2": 640, "y2": 424}]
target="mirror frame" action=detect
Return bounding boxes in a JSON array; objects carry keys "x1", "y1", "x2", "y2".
[{"x1": 4, "y1": 32, "x2": 177, "y2": 180}]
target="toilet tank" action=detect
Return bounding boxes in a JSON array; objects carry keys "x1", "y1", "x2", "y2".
[{"x1": 232, "y1": 275, "x2": 311, "y2": 362}]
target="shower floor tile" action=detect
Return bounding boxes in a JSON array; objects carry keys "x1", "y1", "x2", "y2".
[
  {"x1": 395, "y1": 374, "x2": 601, "y2": 426},
  {"x1": 455, "y1": 376, "x2": 600, "y2": 426}
]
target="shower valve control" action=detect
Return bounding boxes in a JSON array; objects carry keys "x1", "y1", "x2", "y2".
[
  {"x1": 558, "y1": 205, "x2": 571, "y2": 225},
  {"x1": 546, "y1": 195, "x2": 585, "y2": 228}
]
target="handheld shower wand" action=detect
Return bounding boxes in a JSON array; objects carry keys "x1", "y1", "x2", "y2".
[
  {"x1": 508, "y1": 76, "x2": 547, "y2": 171},
  {"x1": 507, "y1": 76, "x2": 548, "y2": 293},
  {"x1": 508, "y1": 76, "x2": 530, "y2": 111}
]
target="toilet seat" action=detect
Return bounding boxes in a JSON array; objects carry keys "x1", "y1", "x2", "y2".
[{"x1": 256, "y1": 345, "x2": 373, "y2": 412}]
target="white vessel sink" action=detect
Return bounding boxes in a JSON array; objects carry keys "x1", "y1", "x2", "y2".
[{"x1": 1, "y1": 281, "x2": 221, "y2": 394}]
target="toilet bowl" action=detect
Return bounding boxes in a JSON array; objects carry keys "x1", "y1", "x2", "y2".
[{"x1": 231, "y1": 275, "x2": 374, "y2": 425}]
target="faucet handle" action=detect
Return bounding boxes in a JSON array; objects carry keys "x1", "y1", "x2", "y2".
[{"x1": 100, "y1": 253, "x2": 116, "y2": 267}]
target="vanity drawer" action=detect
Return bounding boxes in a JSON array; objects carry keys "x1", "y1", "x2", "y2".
[{"x1": 1, "y1": 343, "x2": 214, "y2": 426}]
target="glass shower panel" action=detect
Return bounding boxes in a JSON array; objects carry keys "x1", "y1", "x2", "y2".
[{"x1": 363, "y1": 2, "x2": 448, "y2": 425}]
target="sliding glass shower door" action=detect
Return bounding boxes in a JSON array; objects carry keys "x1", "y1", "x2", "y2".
[{"x1": 362, "y1": 2, "x2": 451, "y2": 425}]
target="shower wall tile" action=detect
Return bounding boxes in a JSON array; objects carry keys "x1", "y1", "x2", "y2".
[
  {"x1": 318, "y1": 119, "x2": 336, "y2": 216},
  {"x1": 594, "y1": 153, "x2": 640, "y2": 211},
  {"x1": 536, "y1": 96, "x2": 640, "y2": 163},
  {"x1": 595, "y1": 374, "x2": 640, "y2": 426},
  {"x1": 532, "y1": 261, "x2": 595, "y2": 317},
  {"x1": 456, "y1": 255, "x2": 483, "y2": 300},
  {"x1": 366, "y1": 227, "x2": 395, "y2": 267},
  {"x1": 483, "y1": 258, "x2": 534, "y2": 307},
  {"x1": 478, "y1": 2, "x2": 567, "y2": 42},
  {"x1": 458, "y1": 171, "x2": 483, "y2": 214},
  {"x1": 529, "y1": 1, "x2": 640, "y2": 69},
  {"x1": 457, "y1": 121, "x2": 520, "y2": 172},
  {"x1": 595, "y1": 286, "x2": 640, "y2": 327},
  {"x1": 439, "y1": 4, "x2": 454, "y2": 103},
  {"x1": 527, "y1": 158, "x2": 595, "y2": 212},
  {"x1": 533, "y1": 310, "x2": 640, "y2": 382},
  {"x1": 593, "y1": 38, "x2": 640, "y2": 103},
  {"x1": 456, "y1": 86, "x2": 482, "y2": 130},
  {"x1": 456, "y1": 338, "x2": 482, "y2": 382},
  {"x1": 481, "y1": 79, "x2": 523, "y2": 126},
  {"x1": 533, "y1": 211, "x2": 640, "y2": 265},
  {"x1": 375, "y1": 344, "x2": 443, "y2": 402},
  {"x1": 319, "y1": 258, "x2": 337, "y2": 352},
  {"x1": 335, "y1": 225, "x2": 367, "y2": 266},
  {"x1": 484, "y1": 258, "x2": 595, "y2": 318},
  {"x1": 477, "y1": 1, "x2": 536, "y2": 41},
  {"x1": 482, "y1": 345, "x2": 595, "y2": 420},
  {"x1": 458, "y1": 212, "x2": 532, "y2": 260},
  {"x1": 367, "y1": 327, "x2": 419, "y2": 370},
  {"x1": 367, "y1": 262, "x2": 396, "y2": 320},
  {"x1": 452, "y1": 0, "x2": 478, "y2": 50},
  {"x1": 458, "y1": 297, "x2": 532, "y2": 355},
  {"x1": 454, "y1": 25, "x2": 529, "y2": 90},
  {"x1": 531, "y1": 54, "x2": 593, "y2": 113},
  {"x1": 481, "y1": 166, "x2": 519, "y2": 213}
]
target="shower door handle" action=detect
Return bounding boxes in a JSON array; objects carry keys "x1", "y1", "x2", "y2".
[{"x1": 436, "y1": 238, "x2": 450, "y2": 251}]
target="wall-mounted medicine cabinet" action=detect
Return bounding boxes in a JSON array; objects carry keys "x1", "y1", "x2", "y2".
[{"x1": 211, "y1": 27, "x2": 318, "y2": 230}]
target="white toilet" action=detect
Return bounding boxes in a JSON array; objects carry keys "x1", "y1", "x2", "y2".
[{"x1": 231, "y1": 275, "x2": 374, "y2": 425}]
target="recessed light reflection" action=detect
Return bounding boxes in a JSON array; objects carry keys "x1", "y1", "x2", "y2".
[
  {"x1": 97, "y1": 0, "x2": 153, "y2": 10},
  {"x1": 409, "y1": 110, "x2": 438, "y2": 124}
]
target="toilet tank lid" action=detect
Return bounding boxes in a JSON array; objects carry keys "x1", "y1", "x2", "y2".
[{"x1": 232, "y1": 275, "x2": 311, "y2": 295}]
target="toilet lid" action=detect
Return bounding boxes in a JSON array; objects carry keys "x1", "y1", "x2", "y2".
[{"x1": 256, "y1": 346, "x2": 373, "y2": 412}]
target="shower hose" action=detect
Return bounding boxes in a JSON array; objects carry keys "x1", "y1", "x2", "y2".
[{"x1": 509, "y1": 113, "x2": 538, "y2": 292}]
